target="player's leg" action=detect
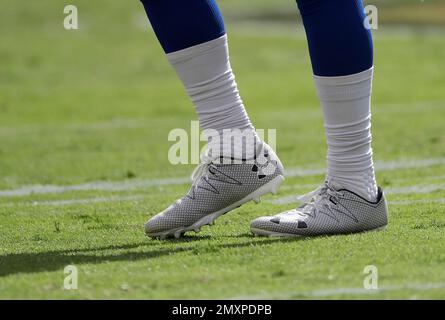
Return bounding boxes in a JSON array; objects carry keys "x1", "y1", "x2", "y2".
[
  {"x1": 251, "y1": 0, "x2": 388, "y2": 237},
  {"x1": 140, "y1": 0, "x2": 284, "y2": 239}
]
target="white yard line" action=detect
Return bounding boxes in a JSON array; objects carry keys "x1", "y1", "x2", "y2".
[
  {"x1": 4, "y1": 195, "x2": 444, "y2": 209},
  {"x1": 269, "y1": 183, "x2": 445, "y2": 206},
  {"x1": 1, "y1": 157, "x2": 444, "y2": 198},
  {"x1": 389, "y1": 198, "x2": 445, "y2": 205},
  {"x1": 30, "y1": 195, "x2": 143, "y2": 207},
  {"x1": 0, "y1": 195, "x2": 146, "y2": 208},
  {"x1": 230, "y1": 282, "x2": 445, "y2": 299},
  {"x1": 387, "y1": 184, "x2": 445, "y2": 195},
  {"x1": 0, "y1": 177, "x2": 189, "y2": 197}
]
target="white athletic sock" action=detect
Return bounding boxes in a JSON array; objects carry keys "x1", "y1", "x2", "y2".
[
  {"x1": 167, "y1": 35, "x2": 258, "y2": 159},
  {"x1": 314, "y1": 67, "x2": 378, "y2": 202}
]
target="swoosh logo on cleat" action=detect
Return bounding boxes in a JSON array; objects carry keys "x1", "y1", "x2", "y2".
[
  {"x1": 318, "y1": 203, "x2": 359, "y2": 224},
  {"x1": 333, "y1": 201, "x2": 360, "y2": 223},
  {"x1": 187, "y1": 166, "x2": 242, "y2": 200}
]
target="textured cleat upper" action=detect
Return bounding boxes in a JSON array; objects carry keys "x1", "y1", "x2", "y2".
[
  {"x1": 145, "y1": 143, "x2": 284, "y2": 237},
  {"x1": 251, "y1": 183, "x2": 388, "y2": 237}
]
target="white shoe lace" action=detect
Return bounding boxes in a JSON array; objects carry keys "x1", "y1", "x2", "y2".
[
  {"x1": 190, "y1": 150, "x2": 218, "y2": 190},
  {"x1": 296, "y1": 182, "x2": 343, "y2": 215}
]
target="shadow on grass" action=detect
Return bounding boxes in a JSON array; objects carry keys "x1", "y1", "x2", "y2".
[{"x1": 0, "y1": 236, "x2": 300, "y2": 277}]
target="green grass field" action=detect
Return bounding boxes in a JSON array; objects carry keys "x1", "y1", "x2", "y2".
[{"x1": 1, "y1": 1, "x2": 444, "y2": 299}]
